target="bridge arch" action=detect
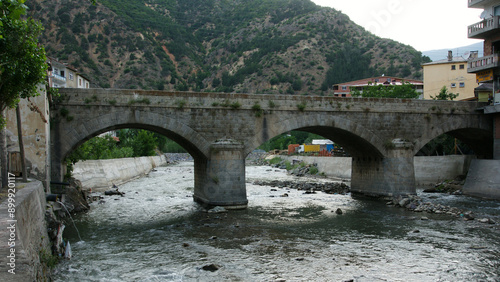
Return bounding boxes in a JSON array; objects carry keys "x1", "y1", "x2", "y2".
[
  {"x1": 50, "y1": 109, "x2": 214, "y2": 191},
  {"x1": 53, "y1": 110, "x2": 211, "y2": 161},
  {"x1": 246, "y1": 114, "x2": 386, "y2": 158},
  {"x1": 413, "y1": 119, "x2": 493, "y2": 158}
]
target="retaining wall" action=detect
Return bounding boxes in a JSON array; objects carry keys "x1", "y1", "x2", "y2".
[
  {"x1": 463, "y1": 159, "x2": 500, "y2": 199},
  {"x1": 72, "y1": 155, "x2": 166, "y2": 190},
  {"x1": 0, "y1": 181, "x2": 51, "y2": 281},
  {"x1": 281, "y1": 155, "x2": 473, "y2": 185}
]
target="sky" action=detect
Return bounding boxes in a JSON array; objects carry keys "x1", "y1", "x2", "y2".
[{"x1": 311, "y1": 0, "x2": 484, "y2": 52}]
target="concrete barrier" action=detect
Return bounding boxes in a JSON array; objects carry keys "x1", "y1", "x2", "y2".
[
  {"x1": 72, "y1": 155, "x2": 166, "y2": 190},
  {"x1": 463, "y1": 159, "x2": 500, "y2": 200},
  {"x1": 0, "y1": 181, "x2": 51, "y2": 281},
  {"x1": 280, "y1": 155, "x2": 472, "y2": 185}
]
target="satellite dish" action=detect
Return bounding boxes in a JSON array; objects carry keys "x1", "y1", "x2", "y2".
[
  {"x1": 463, "y1": 51, "x2": 470, "y2": 58},
  {"x1": 480, "y1": 11, "x2": 487, "y2": 19}
]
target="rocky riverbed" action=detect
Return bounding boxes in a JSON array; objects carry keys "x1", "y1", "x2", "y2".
[{"x1": 253, "y1": 179, "x2": 350, "y2": 195}]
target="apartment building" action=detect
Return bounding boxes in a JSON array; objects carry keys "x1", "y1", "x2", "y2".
[
  {"x1": 422, "y1": 51, "x2": 477, "y2": 100},
  {"x1": 467, "y1": 0, "x2": 500, "y2": 103},
  {"x1": 47, "y1": 57, "x2": 91, "y2": 89},
  {"x1": 467, "y1": 0, "x2": 500, "y2": 159},
  {"x1": 332, "y1": 76, "x2": 424, "y2": 98}
]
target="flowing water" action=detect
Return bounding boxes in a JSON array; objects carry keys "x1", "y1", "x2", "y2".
[{"x1": 53, "y1": 162, "x2": 500, "y2": 281}]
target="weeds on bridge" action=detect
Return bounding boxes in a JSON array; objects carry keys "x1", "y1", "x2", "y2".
[
  {"x1": 252, "y1": 103, "x2": 263, "y2": 117},
  {"x1": 59, "y1": 108, "x2": 74, "y2": 122},
  {"x1": 176, "y1": 99, "x2": 187, "y2": 109},
  {"x1": 84, "y1": 95, "x2": 99, "y2": 104},
  {"x1": 128, "y1": 98, "x2": 151, "y2": 105},
  {"x1": 297, "y1": 102, "x2": 307, "y2": 111}
]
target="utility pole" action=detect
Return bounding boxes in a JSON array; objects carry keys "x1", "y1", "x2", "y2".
[
  {"x1": 16, "y1": 104, "x2": 28, "y2": 182},
  {"x1": 0, "y1": 109, "x2": 8, "y2": 189}
]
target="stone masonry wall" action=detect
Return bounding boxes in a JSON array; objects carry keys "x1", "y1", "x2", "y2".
[{"x1": 0, "y1": 181, "x2": 51, "y2": 281}]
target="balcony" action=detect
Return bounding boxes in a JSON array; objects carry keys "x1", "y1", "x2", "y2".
[
  {"x1": 468, "y1": 16, "x2": 500, "y2": 39},
  {"x1": 468, "y1": 0, "x2": 498, "y2": 9},
  {"x1": 468, "y1": 54, "x2": 500, "y2": 73},
  {"x1": 51, "y1": 73, "x2": 66, "y2": 82}
]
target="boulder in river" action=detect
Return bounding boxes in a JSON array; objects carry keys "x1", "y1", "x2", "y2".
[{"x1": 201, "y1": 264, "x2": 221, "y2": 272}]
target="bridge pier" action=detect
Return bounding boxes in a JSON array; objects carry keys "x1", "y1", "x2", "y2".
[
  {"x1": 193, "y1": 140, "x2": 248, "y2": 209},
  {"x1": 351, "y1": 140, "x2": 416, "y2": 197}
]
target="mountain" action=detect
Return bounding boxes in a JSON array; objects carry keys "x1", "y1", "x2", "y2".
[
  {"x1": 28, "y1": 0, "x2": 428, "y2": 95},
  {"x1": 422, "y1": 42, "x2": 483, "y2": 62}
]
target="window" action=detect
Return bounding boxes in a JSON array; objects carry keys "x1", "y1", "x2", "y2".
[
  {"x1": 374, "y1": 79, "x2": 379, "y2": 83},
  {"x1": 459, "y1": 64, "x2": 465, "y2": 70},
  {"x1": 495, "y1": 5, "x2": 500, "y2": 16},
  {"x1": 341, "y1": 86, "x2": 347, "y2": 91},
  {"x1": 85, "y1": 82, "x2": 89, "y2": 88},
  {"x1": 79, "y1": 78, "x2": 82, "y2": 86},
  {"x1": 60, "y1": 70, "x2": 65, "y2": 77},
  {"x1": 451, "y1": 83, "x2": 457, "y2": 88},
  {"x1": 387, "y1": 78, "x2": 392, "y2": 82},
  {"x1": 341, "y1": 94, "x2": 347, "y2": 97},
  {"x1": 451, "y1": 65, "x2": 456, "y2": 70},
  {"x1": 459, "y1": 82, "x2": 465, "y2": 88},
  {"x1": 69, "y1": 73, "x2": 74, "y2": 80}
]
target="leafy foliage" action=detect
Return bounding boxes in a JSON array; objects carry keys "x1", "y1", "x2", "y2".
[
  {"x1": 0, "y1": 0, "x2": 47, "y2": 127},
  {"x1": 431, "y1": 86, "x2": 459, "y2": 101},
  {"x1": 350, "y1": 82, "x2": 419, "y2": 99}
]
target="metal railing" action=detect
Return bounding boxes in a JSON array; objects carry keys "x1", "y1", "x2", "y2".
[{"x1": 51, "y1": 73, "x2": 66, "y2": 82}]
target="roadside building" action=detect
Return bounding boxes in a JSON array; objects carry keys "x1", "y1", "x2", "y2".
[
  {"x1": 422, "y1": 51, "x2": 478, "y2": 100},
  {"x1": 47, "y1": 57, "x2": 91, "y2": 89},
  {"x1": 333, "y1": 76, "x2": 423, "y2": 98},
  {"x1": 3, "y1": 57, "x2": 92, "y2": 190},
  {"x1": 467, "y1": 0, "x2": 500, "y2": 160}
]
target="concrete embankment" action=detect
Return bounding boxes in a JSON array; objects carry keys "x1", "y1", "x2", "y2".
[
  {"x1": 0, "y1": 181, "x2": 51, "y2": 281},
  {"x1": 463, "y1": 159, "x2": 500, "y2": 200},
  {"x1": 72, "y1": 155, "x2": 166, "y2": 191},
  {"x1": 280, "y1": 155, "x2": 473, "y2": 185}
]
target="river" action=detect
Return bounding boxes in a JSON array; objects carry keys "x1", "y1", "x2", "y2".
[{"x1": 53, "y1": 161, "x2": 500, "y2": 281}]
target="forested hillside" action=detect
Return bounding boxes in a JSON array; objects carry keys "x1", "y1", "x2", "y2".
[{"x1": 28, "y1": 0, "x2": 427, "y2": 95}]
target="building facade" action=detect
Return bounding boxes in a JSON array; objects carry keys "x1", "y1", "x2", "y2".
[
  {"x1": 3, "y1": 58, "x2": 92, "y2": 189},
  {"x1": 467, "y1": 0, "x2": 500, "y2": 159},
  {"x1": 467, "y1": 0, "x2": 500, "y2": 103},
  {"x1": 422, "y1": 51, "x2": 478, "y2": 100},
  {"x1": 4, "y1": 84, "x2": 51, "y2": 188},
  {"x1": 47, "y1": 57, "x2": 90, "y2": 89},
  {"x1": 333, "y1": 76, "x2": 424, "y2": 98}
]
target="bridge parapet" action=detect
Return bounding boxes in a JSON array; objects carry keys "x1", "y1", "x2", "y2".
[{"x1": 57, "y1": 88, "x2": 483, "y2": 115}]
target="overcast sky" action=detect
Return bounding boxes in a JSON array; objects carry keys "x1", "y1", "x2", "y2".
[{"x1": 311, "y1": 0, "x2": 484, "y2": 52}]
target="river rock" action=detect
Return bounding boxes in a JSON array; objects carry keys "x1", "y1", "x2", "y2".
[
  {"x1": 253, "y1": 180, "x2": 350, "y2": 195},
  {"x1": 202, "y1": 264, "x2": 221, "y2": 272},
  {"x1": 477, "y1": 218, "x2": 495, "y2": 224},
  {"x1": 207, "y1": 206, "x2": 227, "y2": 213},
  {"x1": 104, "y1": 189, "x2": 125, "y2": 196}
]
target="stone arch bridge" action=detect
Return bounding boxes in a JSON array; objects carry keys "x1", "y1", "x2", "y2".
[{"x1": 51, "y1": 89, "x2": 493, "y2": 208}]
